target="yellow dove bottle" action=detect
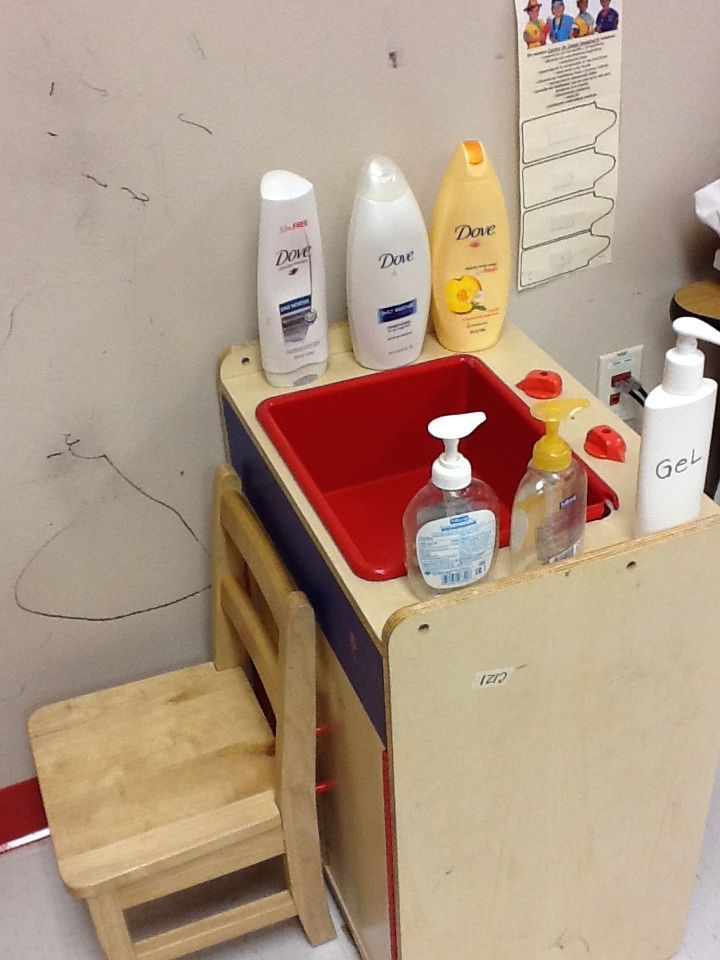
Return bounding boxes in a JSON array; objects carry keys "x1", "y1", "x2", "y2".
[{"x1": 430, "y1": 141, "x2": 511, "y2": 352}]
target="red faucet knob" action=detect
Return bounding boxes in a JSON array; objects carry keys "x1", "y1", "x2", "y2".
[
  {"x1": 516, "y1": 369, "x2": 563, "y2": 399},
  {"x1": 584, "y1": 425, "x2": 627, "y2": 463}
]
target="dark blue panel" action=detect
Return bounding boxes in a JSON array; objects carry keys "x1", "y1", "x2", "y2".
[{"x1": 223, "y1": 397, "x2": 387, "y2": 745}]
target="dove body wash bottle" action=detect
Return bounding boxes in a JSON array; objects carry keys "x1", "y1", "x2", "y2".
[
  {"x1": 257, "y1": 170, "x2": 328, "y2": 387},
  {"x1": 429, "y1": 141, "x2": 510, "y2": 352}
]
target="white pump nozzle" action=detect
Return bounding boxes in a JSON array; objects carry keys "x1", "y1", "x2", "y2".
[
  {"x1": 428, "y1": 411, "x2": 486, "y2": 490},
  {"x1": 673, "y1": 315, "x2": 720, "y2": 351},
  {"x1": 663, "y1": 316, "x2": 720, "y2": 395}
]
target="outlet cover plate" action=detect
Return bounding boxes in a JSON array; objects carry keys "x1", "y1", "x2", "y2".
[{"x1": 597, "y1": 345, "x2": 643, "y2": 420}]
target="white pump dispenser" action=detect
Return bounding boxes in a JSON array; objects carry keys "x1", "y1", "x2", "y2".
[
  {"x1": 403, "y1": 412, "x2": 500, "y2": 599},
  {"x1": 635, "y1": 316, "x2": 720, "y2": 535},
  {"x1": 429, "y1": 412, "x2": 485, "y2": 489}
]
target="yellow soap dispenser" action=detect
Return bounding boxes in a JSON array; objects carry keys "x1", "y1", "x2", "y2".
[
  {"x1": 509, "y1": 399, "x2": 590, "y2": 572},
  {"x1": 429, "y1": 141, "x2": 511, "y2": 352}
]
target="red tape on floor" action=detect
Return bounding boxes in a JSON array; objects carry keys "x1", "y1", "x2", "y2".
[{"x1": 0, "y1": 778, "x2": 49, "y2": 853}]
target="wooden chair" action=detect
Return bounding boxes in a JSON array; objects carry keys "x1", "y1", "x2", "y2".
[{"x1": 28, "y1": 465, "x2": 335, "y2": 960}]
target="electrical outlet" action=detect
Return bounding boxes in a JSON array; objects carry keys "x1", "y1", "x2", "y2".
[{"x1": 596, "y1": 345, "x2": 643, "y2": 420}]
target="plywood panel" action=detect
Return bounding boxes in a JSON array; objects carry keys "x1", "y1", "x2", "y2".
[
  {"x1": 316, "y1": 635, "x2": 391, "y2": 960},
  {"x1": 387, "y1": 519, "x2": 720, "y2": 960}
]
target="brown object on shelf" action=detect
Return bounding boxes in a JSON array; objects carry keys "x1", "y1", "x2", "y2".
[
  {"x1": 28, "y1": 465, "x2": 335, "y2": 960},
  {"x1": 670, "y1": 277, "x2": 720, "y2": 327}
]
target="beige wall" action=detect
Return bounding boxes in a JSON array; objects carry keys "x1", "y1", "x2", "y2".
[{"x1": 1, "y1": 1, "x2": 718, "y2": 785}]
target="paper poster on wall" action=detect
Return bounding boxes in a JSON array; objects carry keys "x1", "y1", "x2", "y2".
[{"x1": 514, "y1": 0, "x2": 622, "y2": 289}]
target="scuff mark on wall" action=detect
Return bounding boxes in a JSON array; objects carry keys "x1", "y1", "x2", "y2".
[
  {"x1": 3, "y1": 282, "x2": 94, "y2": 353},
  {"x1": 120, "y1": 186, "x2": 150, "y2": 204},
  {"x1": 177, "y1": 113, "x2": 213, "y2": 135},
  {"x1": 77, "y1": 77, "x2": 108, "y2": 97},
  {"x1": 0, "y1": 684, "x2": 28, "y2": 706},
  {"x1": 83, "y1": 172, "x2": 108, "y2": 188},
  {"x1": 552, "y1": 930, "x2": 591, "y2": 955},
  {"x1": 189, "y1": 33, "x2": 206, "y2": 60}
]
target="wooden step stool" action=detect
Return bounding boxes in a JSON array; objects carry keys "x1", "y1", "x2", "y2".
[{"x1": 28, "y1": 465, "x2": 336, "y2": 960}]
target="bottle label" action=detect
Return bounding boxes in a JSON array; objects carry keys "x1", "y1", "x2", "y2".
[
  {"x1": 535, "y1": 514, "x2": 581, "y2": 564},
  {"x1": 377, "y1": 299, "x2": 417, "y2": 323},
  {"x1": 546, "y1": 539, "x2": 580, "y2": 564},
  {"x1": 416, "y1": 510, "x2": 496, "y2": 589},
  {"x1": 443, "y1": 272, "x2": 500, "y2": 337}
]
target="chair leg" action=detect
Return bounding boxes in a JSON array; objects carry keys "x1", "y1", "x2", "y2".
[
  {"x1": 284, "y1": 828, "x2": 336, "y2": 946},
  {"x1": 87, "y1": 891, "x2": 136, "y2": 960}
]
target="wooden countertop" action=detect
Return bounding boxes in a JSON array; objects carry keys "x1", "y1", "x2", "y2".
[{"x1": 219, "y1": 322, "x2": 718, "y2": 644}]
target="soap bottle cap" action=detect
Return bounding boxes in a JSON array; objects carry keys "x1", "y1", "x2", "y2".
[
  {"x1": 444, "y1": 141, "x2": 491, "y2": 183},
  {"x1": 429, "y1": 411, "x2": 486, "y2": 491},
  {"x1": 662, "y1": 316, "x2": 720, "y2": 395},
  {"x1": 260, "y1": 170, "x2": 313, "y2": 202},
  {"x1": 358, "y1": 156, "x2": 409, "y2": 202},
  {"x1": 531, "y1": 399, "x2": 589, "y2": 473}
]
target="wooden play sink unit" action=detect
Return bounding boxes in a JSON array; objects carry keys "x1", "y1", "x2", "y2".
[{"x1": 218, "y1": 322, "x2": 720, "y2": 960}]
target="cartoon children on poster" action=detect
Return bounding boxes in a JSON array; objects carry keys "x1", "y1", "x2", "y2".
[{"x1": 521, "y1": 0, "x2": 620, "y2": 48}]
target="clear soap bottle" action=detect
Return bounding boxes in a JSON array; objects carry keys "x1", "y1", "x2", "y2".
[
  {"x1": 510, "y1": 399, "x2": 590, "y2": 572},
  {"x1": 403, "y1": 412, "x2": 500, "y2": 600}
]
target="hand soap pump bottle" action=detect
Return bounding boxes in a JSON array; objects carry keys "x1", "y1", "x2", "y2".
[
  {"x1": 635, "y1": 316, "x2": 720, "y2": 536},
  {"x1": 346, "y1": 156, "x2": 431, "y2": 370},
  {"x1": 510, "y1": 399, "x2": 590, "y2": 572},
  {"x1": 403, "y1": 412, "x2": 500, "y2": 600}
]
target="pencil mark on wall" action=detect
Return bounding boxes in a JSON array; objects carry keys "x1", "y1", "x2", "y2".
[
  {"x1": 15, "y1": 437, "x2": 210, "y2": 622},
  {"x1": 83, "y1": 173, "x2": 108, "y2": 188},
  {"x1": 49, "y1": 81, "x2": 55, "y2": 96},
  {"x1": 387, "y1": 50, "x2": 399, "y2": 68},
  {"x1": 15, "y1": 545, "x2": 209, "y2": 622},
  {"x1": 16, "y1": 572, "x2": 209, "y2": 622},
  {"x1": 3, "y1": 279, "x2": 134, "y2": 362},
  {"x1": 189, "y1": 33, "x2": 206, "y2": 60},
  {"x1": 121, "y1": 187, "x2": 150, "y2": 204},
  {"x1": 177, "y1": 113, "x2": 213, "y2": 135},
  {"x1": 63, "y1": 435, "x2": 206, "y2": 550},
  {"x1": 4, "y1": 282, "x2": 91, "y2": 352}
]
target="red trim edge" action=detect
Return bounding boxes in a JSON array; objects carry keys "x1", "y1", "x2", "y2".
[
  {"x1": 382, "y1": 750, "x2": 399, "y2": 960},
  {"x1": 0, "y1": 778, "x2": 49, "y2": 854}
]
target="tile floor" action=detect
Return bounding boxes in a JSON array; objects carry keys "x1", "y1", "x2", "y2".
[
  {"x1": 2, "y1": 767, "x2": 719, "y2": 960},
  {"x1": 0, "y1": 843, "x2": 359, "y2": 960}
]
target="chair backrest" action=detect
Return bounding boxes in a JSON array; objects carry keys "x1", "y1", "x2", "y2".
[{"x1": 211, "y1": 464, "x2": 317, "y2": 814}]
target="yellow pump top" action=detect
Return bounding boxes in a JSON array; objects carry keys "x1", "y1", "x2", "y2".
[{"x1": 531, "y1": 398, "x2": 589, "y2": 472}]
